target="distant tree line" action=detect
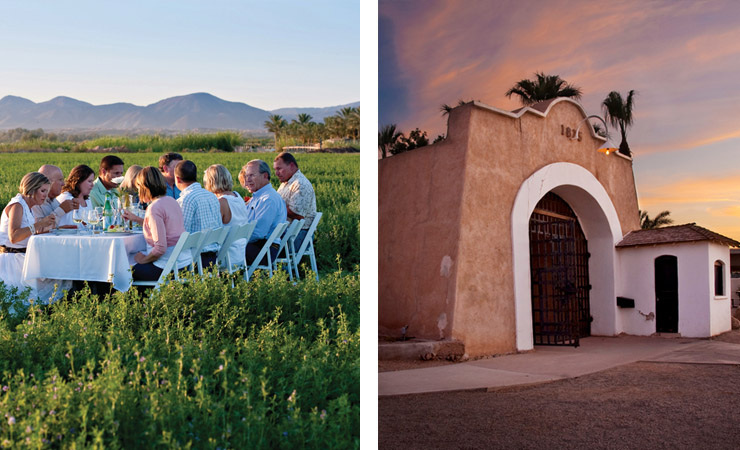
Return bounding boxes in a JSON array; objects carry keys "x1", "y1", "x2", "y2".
[
  {"x1": 0, "y1": 128, "x2": 66, "y2": 143},
  {"x1": 378, "y1": 125, "x2": 433, "y2": 158},
  {"x1": 264, "y1": 106, "x2": 359, "y2": 150}
]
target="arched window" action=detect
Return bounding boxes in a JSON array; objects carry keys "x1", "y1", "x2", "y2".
[{"x1": 715, "y1": 260, "x2": 725, "y2": 296}]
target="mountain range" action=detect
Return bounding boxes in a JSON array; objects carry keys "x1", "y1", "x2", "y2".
[{"x1": 0, "y1": 93, "x2": 359, "y2": 132}]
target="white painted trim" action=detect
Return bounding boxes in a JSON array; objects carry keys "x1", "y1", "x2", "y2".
[
  {"x1": 511, "y1": 162, "x2": 623, "y2": 351},
  {"x1": 471, "y1": 98, "x2": 609, "y2": 143}
]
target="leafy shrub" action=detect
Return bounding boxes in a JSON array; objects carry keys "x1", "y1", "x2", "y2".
[{"x1": 0, "y1": 271, "x2": 359, "y2": 448}]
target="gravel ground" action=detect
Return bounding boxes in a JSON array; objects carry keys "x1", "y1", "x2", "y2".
[
  {"x1": 379, "y1": 362, "x2": 740, "y2": 449},
  {"x1": 379, "y1": 329, "x2": 740, "y2": 449}
]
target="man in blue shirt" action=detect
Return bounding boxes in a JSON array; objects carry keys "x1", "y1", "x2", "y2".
[
  {"x1": 175, "y1": 160, "x2": 223, "y2": 268},
  {"x1": 159, "y1": 152, "x2": 183, "y2": 200},
  {"x1": 238, "y1": 159, "x2": 287, "y2": 265}
]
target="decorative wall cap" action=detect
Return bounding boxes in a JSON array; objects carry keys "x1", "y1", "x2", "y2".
[{"x1": 470, "y1": 97, "x2": 609, "y2": 143}]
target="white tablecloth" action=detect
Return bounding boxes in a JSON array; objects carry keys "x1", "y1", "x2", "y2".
[{"x1": 22, "y1": 231, "x2": 147, "y2": 292}]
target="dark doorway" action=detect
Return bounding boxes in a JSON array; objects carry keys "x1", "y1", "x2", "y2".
[
  {"x1": 655, "y1": 255, "x2": 679, "y2": 333},
  {"x1": 529, "y1": 193, "x2": 591, "y2": 347}
]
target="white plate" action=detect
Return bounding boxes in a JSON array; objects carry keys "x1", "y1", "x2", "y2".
[{"x1": 54, "y1": 228, "x2": 78, "y2": 235}]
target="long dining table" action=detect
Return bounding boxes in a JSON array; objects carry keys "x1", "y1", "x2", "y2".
[{"x1": 22, "y1": 229, "x2": 147, "y2": 292}]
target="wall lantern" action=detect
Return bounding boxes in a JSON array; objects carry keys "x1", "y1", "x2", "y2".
[{"x1": 598, "y1": 147, "x2": 618, "y2": 155}]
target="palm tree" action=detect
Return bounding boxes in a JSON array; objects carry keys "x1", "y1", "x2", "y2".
[
  {"x1": 338, "y1": 107, "x2": 360, "y2": 140},
  {"x1": 292, "y1": 113, "x2": 313, "y2": 144},
  {"x1": 264, "y1": 114, "x2": 287, "y2": 150},
  {"x1": 440, "y1": 99, "x2": 471, "y2": 116},
  {"x1": 505, "y1": 72, "x2": 582, "y2": 106},
  {"x1": 296, "y1": 113, "x2": 312, "y2": 124},
  {"x1": 379, "y1": 124, "x2": 402, "y2": 159},
  {"x1": 602, "y1": 90, "x2": 636, "y2": 156},
  {"x1": 324, "y1": 115, "x2": 344, "y2": 140},
  {"x1": 640, "y1": 209, "x2": 673, "y2": 229}
]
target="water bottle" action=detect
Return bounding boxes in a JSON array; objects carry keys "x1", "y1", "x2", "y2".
[{"x1": 103, "y1": 192, "x2": 113, "y2": 230}]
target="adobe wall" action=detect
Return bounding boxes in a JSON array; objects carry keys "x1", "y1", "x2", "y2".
[
  {"x1": 379, "y1": 98, "x2": 641, "y2": 357},
  {"x1": 378, "y1": 107, "x2": 472, "y2": 341},
  {"x1": 452, "y1": 100, "x2": 640, "y2": 355}
]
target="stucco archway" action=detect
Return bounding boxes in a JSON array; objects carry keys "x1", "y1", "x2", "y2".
[{"x1": 512, "y1": 162, "x2": 623, "y2": 351}]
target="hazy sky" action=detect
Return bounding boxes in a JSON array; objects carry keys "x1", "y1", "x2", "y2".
[
  {"x1": 0, "y1": 0, "x2": 358, "y2": 109},
  {"x1": 379, "y1": 0, "x2": 740, "y2": 241}
]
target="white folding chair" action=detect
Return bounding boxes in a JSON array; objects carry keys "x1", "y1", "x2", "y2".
[
  {"x1": 246, "y1": 222, "x2": 288, "y2": 281},
  {"x1": 132, "y1": 231, "x2": 203, "y2": 290},
  {"x1": 292, "y1": 212, "x2": 322, "y2": 281},
  {"x1": 190, "y1": 227, "x2": 229, "y2": 275},
  {"x1": 216, "y1": 222, "x2": 256, "y2": 276},
  {"x1": 273, "y1": 219, "x2": 304, "y2": 281}
]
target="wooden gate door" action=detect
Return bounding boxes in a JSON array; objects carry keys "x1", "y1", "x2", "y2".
[{"x1": 529, "y1": 193, "x2": 591, "y2": 347}]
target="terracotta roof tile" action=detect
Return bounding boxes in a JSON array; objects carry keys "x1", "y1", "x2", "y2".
[{"x1": 616, "y1": 223, "x2": 740, "y2": 248}]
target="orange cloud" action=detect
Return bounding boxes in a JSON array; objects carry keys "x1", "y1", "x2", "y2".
[
  {"x1": 714, "y1": 205, "x2": 740, "y2": 218},
  {"x1": 639, "y1": 175, "x2": 740, "y2": 207},
  {"x1": 638, "y1": 174, "x2": 740, "y2": 241}
]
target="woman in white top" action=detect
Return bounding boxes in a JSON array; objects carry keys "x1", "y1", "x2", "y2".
[
  {"x1": 204, "y1": 164, "x2": 249, "y2": 268},
  {"x1": 0, "y1": 172, "x2": 58, "y2": 302},
  {"x1": 56, "y1": 165, "x2": 95, "y2": 228}
]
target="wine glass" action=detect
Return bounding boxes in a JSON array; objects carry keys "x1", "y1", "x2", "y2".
[
  {"x1": 72, "y1": 209, "x2": 84, "y2": 234},
  {"x1": 87, "y1": 209, "x2": 100, "y2": 234},
  {"x1": 112, "y1": 209, "x2": 121, "y2": 228}
]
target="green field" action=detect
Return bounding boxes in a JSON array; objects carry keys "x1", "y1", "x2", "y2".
[
  {"x1": 0, "y1": 152, "x2": 360, "y2": 448},
  {"x1": 0, "y1": 152, "x2": 359, "y2": 273}
]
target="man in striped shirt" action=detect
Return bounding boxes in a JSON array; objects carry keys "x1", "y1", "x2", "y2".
[{"x1": 175, "y1": 160, "x2": 223, "y2": 269}]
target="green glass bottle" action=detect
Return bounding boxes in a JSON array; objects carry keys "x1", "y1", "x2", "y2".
[{"x1": 103, "y1": 192, "x2": 113, "y2": 230}]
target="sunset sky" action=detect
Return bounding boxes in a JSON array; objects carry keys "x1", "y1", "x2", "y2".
[
  {"x1": 0, "y1": 0, "x2": 358, "y2": 110},
  {"x1": 379, "y1": 0, "x2": 740, "y2": 241}
]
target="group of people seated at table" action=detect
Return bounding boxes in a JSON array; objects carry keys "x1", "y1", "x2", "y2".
[{"x1": 0, "y1": 151, "x2": 317, "y2": 302}]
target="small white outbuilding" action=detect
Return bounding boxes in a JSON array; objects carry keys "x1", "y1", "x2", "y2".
[{"x1": 616, "y1": 223, "x2": 739, "y2": 338}]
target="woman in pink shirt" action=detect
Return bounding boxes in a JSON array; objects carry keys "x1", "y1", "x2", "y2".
[{"x1": 130, "y1": 166, "x2": 191, "y2": 281}]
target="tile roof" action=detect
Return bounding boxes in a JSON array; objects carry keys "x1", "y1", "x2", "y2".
[{"x1": 616, "y1": 223, "x2": 740, "y2": 248}]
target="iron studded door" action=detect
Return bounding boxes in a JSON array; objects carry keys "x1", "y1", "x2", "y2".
[{"x1": 529, "y1": 218, "x2": 584, "y2": 346}]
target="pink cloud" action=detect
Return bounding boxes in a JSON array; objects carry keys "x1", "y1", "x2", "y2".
[{"x1": 380, "y1": 0, "x2": 740, "y2": 239}]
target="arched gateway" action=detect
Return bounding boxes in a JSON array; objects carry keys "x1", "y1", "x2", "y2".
[
  {"x1": 529, "y1": 192, "x2": 591, "y2": 346},
  {"x1": 381, "y1": 98, "x2": 656, "y2": 357},
  {"x1": 511, "y1": 162, "x2": 623, "y2": 352}
]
